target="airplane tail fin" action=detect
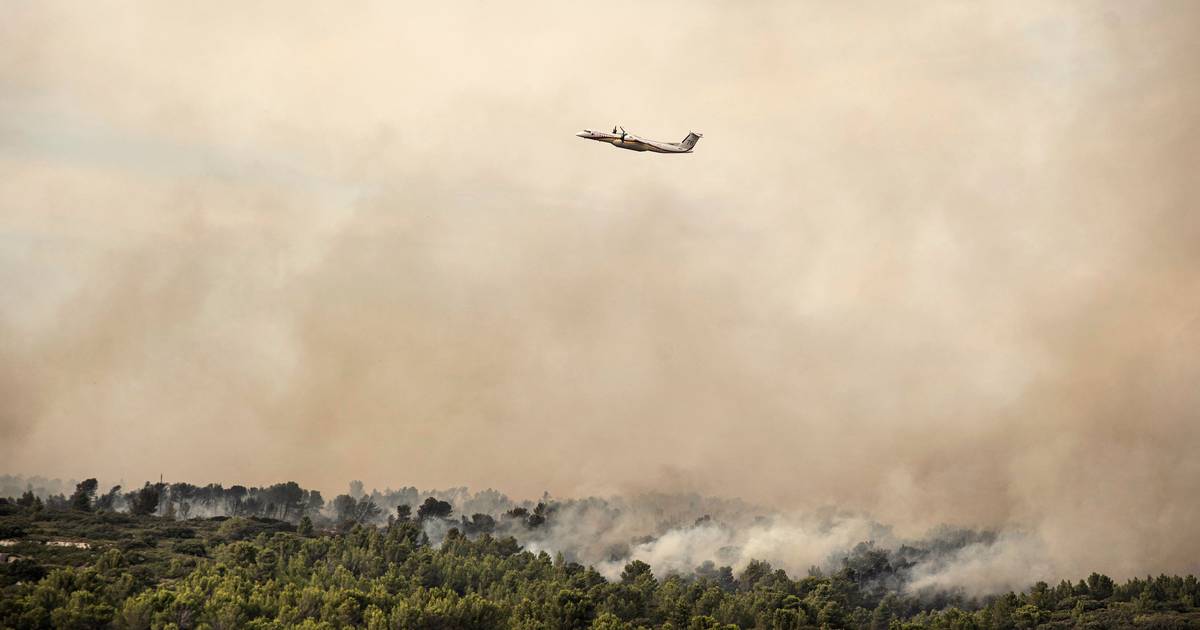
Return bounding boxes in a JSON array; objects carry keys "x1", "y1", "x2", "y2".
[{"x1": 681, "y1": 131, "x2": 702, "y2": 150}]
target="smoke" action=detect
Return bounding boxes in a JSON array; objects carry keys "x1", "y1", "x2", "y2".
[
  {"x1": 414, "y1": 490, "x2": 1052, "y2": 597},
  {"x1": 903, "y1": 531, "x2": 1052, "y2": 597},
  {"x1": 584, "y1": 510, "x2": 887, "y2": 582},
  {"x1": 3, "y1": 0, "x2": 1200, "y2": 585}
]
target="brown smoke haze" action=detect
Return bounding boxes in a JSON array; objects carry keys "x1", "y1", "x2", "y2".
[{"x1": 2, "y1": 1, "x2": 1199, "y2": 582}]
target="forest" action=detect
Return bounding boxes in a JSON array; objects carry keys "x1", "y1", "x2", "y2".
[{"x1": 1, "y1": 476, "x2": 1198, "y2": 629}]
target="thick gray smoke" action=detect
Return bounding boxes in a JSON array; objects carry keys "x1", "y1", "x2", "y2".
[{"x1": 2, "y1": 1, "x2": 1199, "y2": 585}]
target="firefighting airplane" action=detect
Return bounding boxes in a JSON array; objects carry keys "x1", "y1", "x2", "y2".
[{"x1": 575, "y1": 126, "x2": 702, "y2": 153}]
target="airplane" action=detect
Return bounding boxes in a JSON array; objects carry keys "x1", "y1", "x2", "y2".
[{"x1": 576, "y1": 126, "x2": 702, "y2": 153}]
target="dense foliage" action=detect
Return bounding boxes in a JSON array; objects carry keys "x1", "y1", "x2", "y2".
[{"x1": 2, "y1": 495, "x2": 1199, "y2": 629}]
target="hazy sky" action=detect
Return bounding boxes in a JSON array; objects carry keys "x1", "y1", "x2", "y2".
[{"x1": 2, "y1": 2, "x2": 1198, "y2": 578}]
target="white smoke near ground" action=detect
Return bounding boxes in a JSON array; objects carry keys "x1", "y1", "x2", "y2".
[
  {"x1": 514, "y1": 499, "x2": 1049, "y2": 596},
  {"x1": 589, "y1": 514, "x2": 884, "y2": 581},
  {"x1": 904, "y1": 531, "x2": 1054, "y2": 597},
  {"x1": 409, "y1": 489, "x2": 1056, "y2": 597}
]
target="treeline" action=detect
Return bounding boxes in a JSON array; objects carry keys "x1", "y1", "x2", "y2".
[
  {"x1": 351, "y1": 483, "x2": 519, "y2": 522},
  {"x1": 12, "y1": 477, "x2": 553, "y2": 541},
  {"x1": 12, "y1": 479, "x2": 326, "y2": 522},
  {"x1": 2, "y1": 498, "x2": 1199, "y2": 629},
  {"x1": 5, "y1": 475, "x2": 535, "y2": 531}
]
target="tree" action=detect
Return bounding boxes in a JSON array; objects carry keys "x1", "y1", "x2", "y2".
[
  {"x1": 1012, "y1": 603, "x2": 1048, "y2": 628},
  {"x1": 737, "y1": 559, "x2": 773, "y2": 592},
  {"x1": 126, "y1": 483, "x2": 163, "y2": 516},
  {"x1": 267, "y1": 481, "x2": 304, "y2": 521},
  {"x1": 417, "y1": 497, "x2": 453, "y2": 521},
  {"x1": 332, "y1": 494, "x2": 358, "y2": 523},
  {"x1": 50, "y1": 590, "x2": 115, "y2": 628},
  {"x1": 225, "y1": 485, "x2": 248, "y2": 515},
  {"x1": 528, "y1": 502, "x2": 548, "y2": 528},
  {"x1": 70, "y1": 478, "x2": 99, "y2": 511},
  {"x1": 352, "y1": 497, "x2": 383, "y2": 524},
  {"x1": 870, "y1": 595, "x2": 898, "y2": 630},
  {"x1": 298, "y1": 516, "x2": 314, "y2": 536},
  {"x1": 333, "y1": 494, "x2": 381, "y2": 525},
  {"x1": 16, "y1": 489, "x2": 38, "y2": 508},
  {"x1": 305, "y1": 490, "x2": 325, "y2": 518},
  {"x1": 242, "y1": 496, "x2": 263, "y2": 517},
  {"x1": 168, "y1": 483, "x2": 198, "y2": 519},
  {"x1": 396, "y1": 504, "x2": 412, "y2": 522},
  {"x1": 1086, "y1": 572, "x2": 1115, "y2": 600},
  {"x1": 464, "y1": 513, "x2": 496, "y2": 535},
  {"x1": 621, "y1": 560, "x2": 654, "y2": 584}
]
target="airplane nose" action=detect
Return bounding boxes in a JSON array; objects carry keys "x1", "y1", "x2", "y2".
[{"x1": 576, "y1": 131, "x2": 589, "y2": 137}]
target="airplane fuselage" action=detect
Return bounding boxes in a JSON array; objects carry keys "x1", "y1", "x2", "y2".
[{"x1": 576, "y1": 128, "x2": 701, "y2": 154}]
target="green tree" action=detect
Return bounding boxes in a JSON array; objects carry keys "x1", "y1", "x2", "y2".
[
  {"x1": 417, "y1": 497, "x2": 453, "y2": 521},
  {"x1": 871, "y1": 594, "x2": 899, "y2": 630},
  {"x1": 125, "y1": 482, "x2": 163, "y2": 516},
  {"x1": 1085, "y1": 572, "x2": 1114, "y2": 600},
  {"x1": 621, "y1": 560, "x2": 654, "y2": 584},
  {"x1": 50, "y1": 590, "x2": 116, "y2": 628},
  {"x1": 332, "y1": 494, "x2": 357, "y2": 523},
  {"x1": 16, "y1": 489, "x2": 38, "y2": 508},
  {"x1": 69, "y1": 478, "x2": 99, "y2": 511},
  {"x1": 352, "y1": 497, "x2": 383, "y2": 524}
]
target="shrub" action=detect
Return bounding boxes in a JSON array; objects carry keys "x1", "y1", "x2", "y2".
[
  {"x1": 173, "y1": 539, "x2": 207, "y2": 557},
  {"x1": 160, "y1": 526, "x2": 196, "y2": 539},
  {"x1": 0, "y1": 558, "x2": 47, "y2": 585},
  {"x1": 0, "y1": 523, "x2": 27, "y2": 538}
]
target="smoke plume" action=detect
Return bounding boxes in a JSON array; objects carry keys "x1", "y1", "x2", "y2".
[{"x1": 2, "y1": 1, "x2": 1199, "y2": 585}]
